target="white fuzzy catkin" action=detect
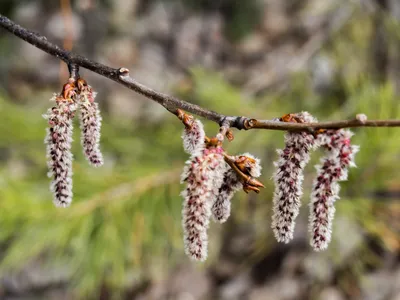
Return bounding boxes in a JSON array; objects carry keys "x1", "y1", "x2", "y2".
[
  {"x1": 212, "y1": 153, "x2": 262, "y2": 223},
  {"x1": 211, "y1": 168, "x2": 242, "y2": 223},
  {"x1": 309, "y1": 129, "x2": 358, "y2": 251},
  {"x1": 44, "y1": 95, "x2": 77, "y2": 207},
  {"x1": 181, "y1": 146, "x2": 227, "y2": 261},
  {"x1": 272, "y1": 112, "x2": 318, "y2": 243},
  {"x1": 182, "y1": 119, "x2": 205, "y2": 154},
  {"x1": 78, "y1": 86, "x2": 103, "y2": 166}
]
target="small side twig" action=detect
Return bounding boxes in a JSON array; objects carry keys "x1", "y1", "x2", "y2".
[
  {"x1": 223, "y1": 153, "x2": 264, "y2": 193},
  {"x1": 68, "y1": 63, "x2": 80, "y2": 81}
]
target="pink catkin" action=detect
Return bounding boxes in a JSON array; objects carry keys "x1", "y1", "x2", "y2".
[
  {"x1": 309, "y1": 129, "x2": 358, "y2": 251},
  {"x1": 78, "y1": 85, "x2": 103, "y2": 166},
  {"x1": 181, "y1": 146, "x2": 227, "y2": 261},
  {"x1": 211, "y1": 168, "x2": 242, "y2": 223},
  {"x1": 44, "y1": 95, "x2": 77, "y2": 207},
  {"x1": 182, "y1": 119, "x2": 205, "y2": 154},
  {"x1": 212, "y1": 153, "x2": 262, "y2": 223},
  {"x1": 272, "y1": 112, "x2": 318, "y2": 243}
]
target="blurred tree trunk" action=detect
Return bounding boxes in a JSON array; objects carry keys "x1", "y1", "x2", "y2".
[
  {"x1": 371, "y1": 0, "x2": 400, "y2": 93},
  {"x1": 388, "y1": 0, "x2": 400, "y2": 94},
  {"x1": 371, "y1": 0, "x2": 388, "y2": 82}
]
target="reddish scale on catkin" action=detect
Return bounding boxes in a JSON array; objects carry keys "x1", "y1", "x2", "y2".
[
  {"x1": 309, "y1": 129, "x2": 358, "y2": 251},
  {"x1": 44, "y1": 94, "x2": 77, "y2": 207},
  {"x1": 78, "y1": 84, "x2": 103, "y2": 166},
  {"x1": 181, "y1": 146, "x2": 227, "y2": 261},
  {"x1": 211, "y1": 153, "x2": 262, "y2": 223},
  {"x1": 272, "y1": 112, "x2": 318, "y2": 243}
]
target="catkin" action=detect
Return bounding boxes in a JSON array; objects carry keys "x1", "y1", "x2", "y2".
[
  {"x1": 309, "y1": 129, "x2": 358, "y2": 251},
  {"x1": 78, "y1": 83, "x2": 103, "y2": 166},
  {"x1": 181, "y1": 146, "x2": 226, "y2": 261},
  {"x1": 272, "y1": 112, "x2": 318, "y2": 243},
  {"x1": 44, "y1": 95, "x2": 76, "y2": 207}
]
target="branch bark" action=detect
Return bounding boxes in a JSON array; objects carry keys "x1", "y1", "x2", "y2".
[{"x1": 1, "y1": 13, "x2": 400, "y2": 131}]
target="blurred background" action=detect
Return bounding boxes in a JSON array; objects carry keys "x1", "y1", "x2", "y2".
[{"x1": 0, "y1": 0, "x2": 399, "y2": 299}]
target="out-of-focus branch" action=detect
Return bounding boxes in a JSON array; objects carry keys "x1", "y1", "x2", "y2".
[
  {"x1": 1, "y1": 14, "x2": 400, "y2": 131},
  {"x1": 59, "y1": 0, "x2": 74, "y2": 81}
]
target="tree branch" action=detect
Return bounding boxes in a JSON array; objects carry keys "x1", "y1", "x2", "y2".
[{"x1": 1, "y1": 13, "x2": 400, "y2": 131}]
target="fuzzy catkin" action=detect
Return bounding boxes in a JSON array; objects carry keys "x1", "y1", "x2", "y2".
[
  {"x1": 239, "y1": 152, "x2": 262, "y2": 178},
  {"x1": 272, "y1": 112, "x2": 318, "y2": 243},
  {"x1": 182, "y1": 119, "x2": 205, "y2": 154},
  {"x1": 44, "y1": 95, "x2": 76, "y2": 207},
  {"x1": 78, "y1": 86, "x2": 103, "y2": 166},
  {"x1": 211, "y1": 168, "x2": 242, "y2": 223},
  {"x1": 181, "y1": 146, "x2": 227, "y2": 261},
  {"x1": 212, "y1": 153, "x2": 262, "y2": 223},
  {"x1": 309, "y1": 129, "x2": 358, "y2": 251}
]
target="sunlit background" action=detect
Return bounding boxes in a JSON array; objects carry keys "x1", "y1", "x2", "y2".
[{"x1": 0, "y1": 0, "x2": 399, "y2": 299}]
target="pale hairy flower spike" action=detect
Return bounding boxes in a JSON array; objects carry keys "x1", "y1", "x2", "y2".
[
  {"x1": 211, "y1": 168, "x2": 242, "y2": 223},
  {"x1": 181, "y1": 145, "x2": 227, "y2": 261},
  {"x1": 272, "y1": 112, "x2": 319, "y2": 243},
  {"x1": 44, "y1": 86, "x2": 77, "y2": 207},
  {"x1": 77, "y1": 78, "x2": 104, "y2": 167},
  {"x1": 309, "y1": 129, "x2": 358, "y2": 251}
]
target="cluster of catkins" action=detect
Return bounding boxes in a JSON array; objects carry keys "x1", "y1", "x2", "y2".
[
  {"x1": 272, "y1": 112, "x2": 359, "y2": 251},
  {"x1": 178, "y1": 111, "x2": 263, "y2": 261},
  {"x1": 179, "y1": 111, "x2": 358, "y2": 261},
  {"x1": 42, "y1": 85, "x2": 357, "y2": 259},
  {"x1": 43, "y1": 77, "x2": 103, "y2": 207}
]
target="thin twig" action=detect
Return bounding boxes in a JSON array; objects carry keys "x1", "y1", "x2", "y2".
[
  {"x1": 1, "y1": 14, "x2": 400, "y2": 131},
  {"x1": 242, "y1": 117, "x2": 400, "y2": 130},
  {"x1": 68, "y1": 63, "x2": 79, "y2": 80}
]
